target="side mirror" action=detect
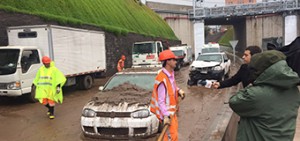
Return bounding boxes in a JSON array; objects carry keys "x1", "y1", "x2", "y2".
[{"x1": 99, "y1": 86, "x2": 104, "y2": 91}]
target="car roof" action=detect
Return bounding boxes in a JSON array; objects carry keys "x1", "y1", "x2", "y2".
[
  {"x1": 117, "y1": 67, "x2": 161, "y2": 74},
  {"x1": 201, "y1": 52, "x2": 225, "y2": 55}
]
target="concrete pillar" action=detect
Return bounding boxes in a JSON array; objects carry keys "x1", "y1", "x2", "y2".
[
  {"x1": 284, "y1": 15, "x2": 298, "y2": 45},
  {"x1": 193, "y1": 20, "x2": 205, "y2": 59}
]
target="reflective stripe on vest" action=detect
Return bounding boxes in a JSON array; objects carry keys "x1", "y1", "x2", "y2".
[
  {"x1": 37, "y1": 68, "x2": 53, "y2": 86},
  {"x1": 150, "y1": 71, "x2": 178, "y2": 120}
]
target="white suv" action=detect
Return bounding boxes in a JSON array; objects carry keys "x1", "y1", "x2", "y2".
[{"x1": 188, "y1": 52, "x2": 231, "y2": 86}]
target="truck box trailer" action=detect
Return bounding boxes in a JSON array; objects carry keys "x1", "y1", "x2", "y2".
[
  {"x1": 169, "y1": 44, "x2": 193, "y2": 70},
  {"x1": 0, "y1": 25, "x2": 106, "y2": 102}
]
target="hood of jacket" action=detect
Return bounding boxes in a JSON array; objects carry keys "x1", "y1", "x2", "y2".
[{"x1": 253, "y1": 60, "x2": 299, "y2": 89}]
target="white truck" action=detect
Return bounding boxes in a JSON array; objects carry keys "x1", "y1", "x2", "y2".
[
  {"x1": 0, "y1": 25, "x2": 106, "y2": 102},
  {"x1": 169, "y1": 44, "x2": 193, "y2": 70},
  {"x1": 132, "y1": 41, "x2": 168, "y2": 67}
]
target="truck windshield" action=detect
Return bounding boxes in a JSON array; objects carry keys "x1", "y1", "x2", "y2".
[
  {"x1": 0, "y1": 49, "x2": 19, "y2": 75},
  {"x1": 172, "y1": 50, "x2": 184, "y2": 57},
  {"x1": 133, "y1": 43, "x2": 156, "y2": 54},
  {"x1": 202, "y1": 48, "x2": 220, "y2": 54},
  {"x1": 197, "y1": 54, "x2": 222, "y2": 62}
]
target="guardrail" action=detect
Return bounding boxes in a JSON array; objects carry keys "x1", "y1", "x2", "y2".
[{"x1": 189, "y1": 0, "x2": 300, "y2": 20}]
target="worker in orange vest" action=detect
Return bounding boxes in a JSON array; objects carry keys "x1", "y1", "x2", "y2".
[
  {"x1": 150, "y1": 50, "x2": 185, "y2": 141},
  {"x1": 117, "y1": 55, "x2": 126, "y2": 72}
]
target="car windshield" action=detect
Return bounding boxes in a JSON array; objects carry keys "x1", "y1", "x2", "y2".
[
  {"x1": 104, "y1": 73, "x2": 156, "y2": 90},
  {"x1": 172, "y1": 50, "x2": 184, "y2": 56},
  {"x1": 0, "y1": 49, "x2": 20, "y2": 75},
  {"x1": 133, "y1": 43, "x2": 156, "y2": 54},
  {"x1": 197, "y1": 54, "x2": 222, "y2": 62},
  {"x1": 202, "y1": 48, "x2": 220, "y2": 54}
]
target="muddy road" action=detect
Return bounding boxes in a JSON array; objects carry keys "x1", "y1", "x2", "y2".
[{"x1": 0, "y1": 64, "x2": 240, "y2": 141}]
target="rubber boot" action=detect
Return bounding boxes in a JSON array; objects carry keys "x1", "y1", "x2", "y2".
[
  {"x1": 45, "y1": 104, "x2": 50, "y2": 115},
  {"x1": 49, "y1": 106, "x2": 55, "y2": 119}
]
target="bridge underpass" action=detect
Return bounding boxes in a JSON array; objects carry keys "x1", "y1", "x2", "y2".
[{"x1": 190, "y1": 0, "x2": 300, "y2": 58}]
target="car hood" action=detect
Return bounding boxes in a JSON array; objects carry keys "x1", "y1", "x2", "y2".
[
  {"x1": 84, "y1": 82, "x2": 152, "y2": 112},
  {"x1": 191, "y1": 61, "x2": 220, "y2": 68}
]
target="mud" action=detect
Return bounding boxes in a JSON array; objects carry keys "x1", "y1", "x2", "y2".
[
  {"x1": 0, "y1": 52, "x2": 246, "y2": 141},
  {"x1": 91, "y1": 82, "x2": 152, "y2": 106}
]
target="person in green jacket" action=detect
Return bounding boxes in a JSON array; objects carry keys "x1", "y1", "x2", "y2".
[
  {"x1": 229, "y1": 50, "x2": 300, "y2": 141},
  {"x1": 33, "y1": 56, "x2": 66, "y2": 119}
]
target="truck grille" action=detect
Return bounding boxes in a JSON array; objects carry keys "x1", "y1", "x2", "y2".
[
  {"x1": 0, "y1": 83, "x2": 6, "y2": 89},
  {"x1": 196, "y1": 67, "x2": 212, "y2": 74},
  {"x1": 96, "y1": 112, "x2": 131, "y2": 118}
]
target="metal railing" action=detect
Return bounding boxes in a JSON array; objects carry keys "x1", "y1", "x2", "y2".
[{"x1": 189, "y1": 0, "x2": 300, "y2": 20}]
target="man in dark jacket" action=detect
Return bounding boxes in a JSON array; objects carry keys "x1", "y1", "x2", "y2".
[
  {"x1": 212, "y1": 46, "x2": 262, "y2": 89},
  {"x1": 229, "y1": 50, "x2": 300, "y2": 141}
]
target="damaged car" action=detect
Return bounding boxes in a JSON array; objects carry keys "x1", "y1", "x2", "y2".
[
  {"x1": 188, "y1": 52, "x2": 231, "y2": 86},
  {"x1": 81, "y1": 68, "x2": 161, "y2": 139}
]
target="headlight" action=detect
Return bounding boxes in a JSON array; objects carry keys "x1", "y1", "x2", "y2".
[
  {"x1": 189, "y1": 66, "x2": 196, "y2": 71},
  {"x1": 131, "y1": 109, "x2": 150, "y2": 118},
  {"x1": 7, "y1": 81, "x2": 21, "y2": 90},
  {"x1": 212, "y1": 66, "x2": 222, "y2": 71},
  {"x1": 82, "y1": 108, "x2": 96, "y2": 117}
]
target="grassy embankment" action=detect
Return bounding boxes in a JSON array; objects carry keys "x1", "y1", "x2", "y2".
[
  {"x1": 0, "y1": 0, "x2": 177, "y2": 40},
  {"x1": 218, "y1": 27, "x2": 234, "y2": 47}
]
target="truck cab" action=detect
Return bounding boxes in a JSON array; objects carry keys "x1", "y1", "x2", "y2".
[
  {"x1": 0, "y1": 46, "x2": 42, "y2": 101},
  {"x1": 132, "y1": 41, "x2": 167, "y2": 67}
]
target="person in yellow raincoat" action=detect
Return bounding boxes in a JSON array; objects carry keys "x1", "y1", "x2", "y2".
[{"x1": 33, "y1": 56, "x2": 66, "y2": 119}]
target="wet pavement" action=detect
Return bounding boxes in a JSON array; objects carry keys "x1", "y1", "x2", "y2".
[
  {"x1": 0, "y1": 62, "x2": 299, "y2": 141},
  {"x1": 0, "y1": 65, "x2": 232, "y2": 141}
]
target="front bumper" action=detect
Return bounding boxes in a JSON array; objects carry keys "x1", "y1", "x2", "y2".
[
  {"x1": 189, "y1": 69, "x2": 224, "y2": 85},
  {"x1": 0, "y1": 89, "x2": 22, "y2": 96},
  {"x1": 81, "y1": 114, "x2": 159, "y2": 139}
]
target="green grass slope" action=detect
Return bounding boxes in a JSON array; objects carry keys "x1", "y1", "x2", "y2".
[
  {"x1": 0, "y1": 0, "x2": 177, "y2": 40},
  {"x1": 218, "y1": 27, "x2": 234, "y2": 47}
]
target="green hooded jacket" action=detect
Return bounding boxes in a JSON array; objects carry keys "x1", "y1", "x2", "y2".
[
  {"x1": 33, "y1": 62, "x2": 66, "y2": 104},
  {"x1": 229, "y1": 59, "x2": 300, "y2": 141}
]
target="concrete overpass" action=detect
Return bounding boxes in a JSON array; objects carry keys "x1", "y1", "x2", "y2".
[
  {"x1": 190, "y1": 0, "x2": 300, "y2": 58},
  {"x1": 147, "y1": 0, "x2": 300, "y2": 59}
]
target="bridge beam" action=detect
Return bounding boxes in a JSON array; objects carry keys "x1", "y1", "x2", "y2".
[
  {"x1": 284, "y1": 14, "x2": 298, "y2": 45},
  {"x1": 193, "y1": 20, "x2": 205, "y2": 59}
]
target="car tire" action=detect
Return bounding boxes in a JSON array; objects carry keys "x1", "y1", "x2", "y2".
[
  {"x1": 187, "y1": 79, "x2": 195, "y2": 86},
  {"x1": 225, "y1": 67, "x2": 230, "y2": 78}
]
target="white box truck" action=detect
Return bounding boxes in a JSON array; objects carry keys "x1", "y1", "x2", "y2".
[
  {"x1": 169, "y1": 44, "x2": 193, "y2": 70},
  {"x1": 132, "y1": 41, "x2": 168, "y2": 68},
  {"x1": 0, "y1": 25, "x2": 106, "y2": 102}
]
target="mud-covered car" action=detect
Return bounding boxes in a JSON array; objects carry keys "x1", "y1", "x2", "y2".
[
  {"x1": 81, "y1": 68, "x2": 161, "y2": 139},
  {"x1": 187, "y1": 52, "x2": 231, "y2": 86}
]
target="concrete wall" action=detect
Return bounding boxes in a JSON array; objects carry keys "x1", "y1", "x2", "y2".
[
  {"x1": 245, "y1": 14, "x2": 283, "y2": 49},
  {"x1": 233, "y1": 19, "x2": 247, "y2": 53},
  {"x1": 298, "y1": 14, "x2": 300, "y2": 37},
  {"x1": 146, "y1": 2, "x2": 195, "y2": 52}
]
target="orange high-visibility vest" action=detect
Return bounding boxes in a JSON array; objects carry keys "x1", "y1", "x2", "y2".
[
  {"x1": 150, "y1": 71, "x2": 178, "y2": 120},
  {"x1": 117, "y1": 59, "x2": 124, "y2": 72}
]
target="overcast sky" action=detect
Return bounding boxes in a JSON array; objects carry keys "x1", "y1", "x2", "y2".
[{"x1": 144, "y1": 0, "x2": 226, "y2": 7}]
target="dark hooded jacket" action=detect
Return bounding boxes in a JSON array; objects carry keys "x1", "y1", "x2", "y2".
[{"x1": 229, "y1": 50, "x2": 300, "y2": 141}]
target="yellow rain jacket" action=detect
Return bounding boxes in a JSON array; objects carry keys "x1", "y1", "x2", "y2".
[{"x1": 33, "y1": 61, "x2": 66, "y2": 103}]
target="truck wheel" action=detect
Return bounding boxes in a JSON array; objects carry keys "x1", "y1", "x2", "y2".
[
  {"x1": 79, "y1": 75, "x2": 94, "y2": 90},
  {"x1": 28, "y1": 85, "x2": 38, "y2": 103}
]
